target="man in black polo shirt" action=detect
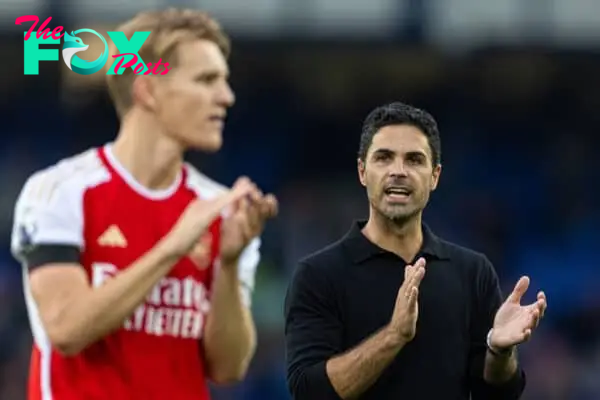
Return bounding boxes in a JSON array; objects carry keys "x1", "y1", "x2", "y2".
[{"x1": 284, "y1": 102, "x2": 547, "y2": 400}]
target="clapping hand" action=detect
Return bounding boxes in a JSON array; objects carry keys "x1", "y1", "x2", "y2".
[
  {"x1": 387, "y1": 257, "x2": 427, "y2": 344},
  {"x1": 489, "y1": 276, "x2": 547, "y2": 352},
  {"x1": 220, "y1": 177, "x2": 278, "y2": 266}
]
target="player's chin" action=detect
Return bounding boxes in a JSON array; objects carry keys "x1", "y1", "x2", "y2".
[
  {"x1": 380, "y1": 203, "x2": 415, "y2": 221},
  {"x1": 187, "y1": 129, "x2": 223, "y2": 152}
]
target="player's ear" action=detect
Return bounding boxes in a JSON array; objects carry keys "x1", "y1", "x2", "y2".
[
  {"x1": 431, "y1": 163, "x2": 442, "y2": 191},
  {"x1": 132, "y1": 75, "x2": 156, "y2": 111},
  {"x1": 357, "y1": 158, "x2": 367, "y2": 187}
]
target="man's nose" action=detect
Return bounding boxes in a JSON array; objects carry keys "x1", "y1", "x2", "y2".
[
  {"x1": 217, "y1": 82, "x2": 235, "y2": 107},
  {"x1": 389, "y1": 160, "x2": 408, "y2": 177}
]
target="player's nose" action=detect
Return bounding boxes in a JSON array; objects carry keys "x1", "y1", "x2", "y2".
[
  {"x1": 389, "y1": 159, "x2": 409, "y2": 177},
  {"x1": 217, "y1": 82, "x2": 235, "y2": 107}
]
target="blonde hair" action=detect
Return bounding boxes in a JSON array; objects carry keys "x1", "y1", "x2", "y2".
[{"x1": 105, "y1": 8, "x2": 230, "y2": 118}]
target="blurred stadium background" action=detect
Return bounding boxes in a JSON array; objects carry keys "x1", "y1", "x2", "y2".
[{"x1": 1, "y1": 0, "x2": 599, "y2": 399}]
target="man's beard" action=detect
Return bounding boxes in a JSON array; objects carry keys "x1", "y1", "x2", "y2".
[
  {"x1": 366, "y1": 183, "x2": 430, "y2": 228},
  {"x1": 374, "y1": 201, "x2": 421, "y2": 227}
]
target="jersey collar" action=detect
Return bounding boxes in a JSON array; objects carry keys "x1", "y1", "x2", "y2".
[{"x1": 342, "y1": 220, "x2": 450, "y2": 264}]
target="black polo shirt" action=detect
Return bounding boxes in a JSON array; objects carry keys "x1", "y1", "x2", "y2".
[{"x1": 284, "y1": 220, "x2": 526, "y2": 400}]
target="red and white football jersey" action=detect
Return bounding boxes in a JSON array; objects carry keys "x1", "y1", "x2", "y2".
[{"x1": 10, "y1": 144, "x2": 261, "y2": 400}]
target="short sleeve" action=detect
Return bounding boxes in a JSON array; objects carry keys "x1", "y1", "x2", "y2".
[
  {"x1": 11, "y1": 171, "x2": 84, "y2": 267},
  {"x1": 237, "y1": 237, "x2": 261, "y2": 307}
]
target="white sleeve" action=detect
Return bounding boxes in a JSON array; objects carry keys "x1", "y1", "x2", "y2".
[
  {"x1": 237, "y1": 237, "x2": 261, "y2": 307},
  {"x1": 11, "y1": 171, "x2": 84, "y2": 264}
]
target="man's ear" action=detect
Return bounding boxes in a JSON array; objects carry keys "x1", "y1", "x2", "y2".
[
  {"x1": 131, "y1": 75, "x2": 157, "y2": 112},
  {"x1": 431, "y1": 163, "x2": 442, "y2": 191},
  {"x1": 358, "y1": 158, "x2": 367, "y2": 187}
]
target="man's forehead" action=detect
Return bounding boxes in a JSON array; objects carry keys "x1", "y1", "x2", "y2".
[
  {"x1": 370, "y1": 125, "x2": 430, "y2": 153},
  {"x1": 176, "y1": 40, "x2": 228, "y2": 71}
]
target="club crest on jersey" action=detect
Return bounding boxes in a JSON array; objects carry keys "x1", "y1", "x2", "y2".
[{"x1": 188, "y1": 233, "x2": 213, "y2": 270}]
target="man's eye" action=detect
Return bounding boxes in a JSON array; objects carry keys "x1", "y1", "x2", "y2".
[{"x1": 196, "y1": 74, "x2": 218, "y2": 84}]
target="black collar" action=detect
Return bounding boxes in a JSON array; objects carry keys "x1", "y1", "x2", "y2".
[{"x1": 342, "y1": 220, "x2": 450, "y2": 264}]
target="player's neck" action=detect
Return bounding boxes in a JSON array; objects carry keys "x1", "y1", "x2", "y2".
[
  {"x1": 111, "y1": 114, "x2": 184, "y2": 191},
  {"x1": 362, "y1": 211, "x2": 423, "y2": 263}
]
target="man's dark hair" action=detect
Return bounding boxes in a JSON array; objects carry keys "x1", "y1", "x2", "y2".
[{"x1": 358, "y1": 102, "x2": 441, "y2": 165}]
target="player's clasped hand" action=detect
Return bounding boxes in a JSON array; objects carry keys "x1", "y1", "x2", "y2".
[
  {"x1": 163, "y1": 177, "x2": 258, "y2": 257},
  {"x1": 220, "y1": 177, "x2": 279, "y2": 265},
  {"x1": 386, "y1": 257, "x2": 426, "y2": 344}
]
